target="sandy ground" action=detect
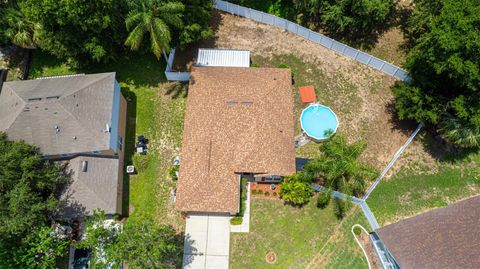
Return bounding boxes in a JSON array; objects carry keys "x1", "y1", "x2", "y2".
[{"x1": 177, "y1": 11, "x2": 416, "y2": 170}]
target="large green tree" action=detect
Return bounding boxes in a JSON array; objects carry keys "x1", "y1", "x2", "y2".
[
  {"x1": 0, "y1": 132, "x2": 69, "y2": 268},
  {"x1": 178, "y1": 0, "x2": 213, "y2": 48},
  {"x1": 77, "y1": 211, "x2": 182, "y2": 269},
  {"x1": 20, "y1": 0, "x2": 126, "y2": 63},
  {"x1": 394, "y1": 0, "x2": 480, "y2": 148}
]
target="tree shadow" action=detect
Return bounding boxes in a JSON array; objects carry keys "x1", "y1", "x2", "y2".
[
  {"x1": 295, "y1": 157, "x2": 311, "y2": 172},
  {"x1": 385, "y1": 100, "x2": 418, "y2": 136},
  {"x1": 165, "y1": 82, "x2": 189, "y2": 99},
  {"x1": 179, "y1": 233, "x2": 198, "y2": 268}
]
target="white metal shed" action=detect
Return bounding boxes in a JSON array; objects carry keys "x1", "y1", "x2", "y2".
[{"x1": 196, "y1": 49, "x2": 250, "y2": 67}]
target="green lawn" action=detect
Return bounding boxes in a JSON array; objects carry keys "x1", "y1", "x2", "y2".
[
  {"x1": 230, "y1": 199, "x2": 368, "y2": 269},
  {"x1": 319, "y1": 208, "x2": 370, "y2": 269},
  {"x1": 368, "y1": 136, "x2": 480, "y2": 226},
  {"x1": 29, "y1": 50, "x2": 186, "y2": 232}
]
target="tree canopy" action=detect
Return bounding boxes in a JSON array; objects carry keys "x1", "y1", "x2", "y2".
[
  {"x1": 394, "y1": 0, "x2": 480, "y2": 148},
  {"x1": 77, "y1": 211, "x2": 182, "y2": 269},
  {"x1": 0, "y1": 0, "x2": 213, "y2": 64},
  {"x1": 0, "y1": 132, "x2": 69, "y2": 268}
]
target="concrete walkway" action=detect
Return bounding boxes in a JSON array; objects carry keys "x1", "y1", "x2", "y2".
[{"x1": 183, "y1": 213, "x2": 231, "y2": 269}]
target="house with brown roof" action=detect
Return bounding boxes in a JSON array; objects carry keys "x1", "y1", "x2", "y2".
[
  {"x1": 370, "y1": 195, "x2": 480, "y2": 269},
  {"x1": 175, "y1": 66, "x2": 296, "y2": 214},
  {"x1": 0, "y1": 73, "x2": 126, "y2": 219}
]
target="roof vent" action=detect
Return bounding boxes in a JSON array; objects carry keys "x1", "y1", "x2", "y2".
[
  {"x1": 81, "y1": 161, "x2": 88, "y2": 172},
  {"x1": 54, "y1": 125, "x2": 60, "y2": 134},
  {"x1": 104, "y1": 123, "x2": 111, "y2": 133}
]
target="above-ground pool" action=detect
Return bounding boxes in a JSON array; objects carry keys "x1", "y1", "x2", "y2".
[{"x1": 300, "y1": 104, "x2": 339, "y2": 141}]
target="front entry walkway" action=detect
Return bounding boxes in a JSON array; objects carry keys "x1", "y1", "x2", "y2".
[{"x1": 183, "y1": 213, "x2": 231, "y2": 269}]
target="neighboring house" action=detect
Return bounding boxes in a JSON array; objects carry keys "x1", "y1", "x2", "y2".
[
  {"x1": 176, "y1": 66, "x2": 296, "y2": 215},
  {"x1": 0, "y1": 73, "x2": 126, "y2": 219},
  {"x1": 371, "y1": 195, "x2": 480, "y2": 269}
]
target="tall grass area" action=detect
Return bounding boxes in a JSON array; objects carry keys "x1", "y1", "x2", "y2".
[{"x1": 368, "y1": 150, "x2": 480, "y2": 226}]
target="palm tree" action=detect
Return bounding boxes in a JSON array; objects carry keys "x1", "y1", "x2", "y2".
[
  {"x1": 440, "y1": 114, "x2": 480, "y2": 148},
  {"x1": 124, "y1": 0, "x2": 184, "y2": 66},
  {"x1": 4, "y1": 7, "x2": 42, "y2": 49}
]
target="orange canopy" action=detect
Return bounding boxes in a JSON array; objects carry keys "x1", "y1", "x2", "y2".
[{"x1": 299, "y1": 85, "x2": 316, "y2": 103}]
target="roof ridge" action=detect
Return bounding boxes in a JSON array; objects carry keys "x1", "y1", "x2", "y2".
[
  {"x1": 60, "y1": 73, "x2": 113, "y2": 100},
  {"x1": 75, "y1": 158, "x2": 113, "y2": 208},
  {"x1": 57, "y1": 73, "x2": 114, "y2": 149}
]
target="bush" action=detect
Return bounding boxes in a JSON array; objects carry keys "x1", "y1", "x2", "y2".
[
  {"x1": 251, "y1": 189, "x2": 257, "y2": 195},
  {"x1": 264, "y1": 191, "x2": 270, "y2": 196},
  {"x1": 276, "y1": 63, "x2": 289, "y2": 68},
  {"x1": 250, "y1": 63, "x2": 259, "y2": 67},
  {"x1": 257, "y1": 189, "x2": 263, "y2": 195},
  {"x1": 316, "y1": 190, "x2": 331, "y2": 209},
  {"x1": 273, "y1": 192, "x2": 277, "y2": 196},
  {"x1": 279, "y1": 174, "x2": 312, "y2": 205},
  {"x1": 230, "y1": 216, "x2": 243, "y2": 225},
  {"x1": 333, "y1": 198, "x2": 350, "y2": 219},
  {"x1": 168, "y1": 165, "x2": 179, "y2": 180},
  {"x1": 132, "y1": 154, "x2": 149, "y2": 173},
  {"x1": 353, "y1": 226, "x2": 362, "y2": 235}
]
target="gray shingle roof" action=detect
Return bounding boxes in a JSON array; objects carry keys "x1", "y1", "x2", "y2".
[
  {"x1": 0, "y1": 73, "x2": 116, "y2": 156},
  {"x1": 375, "y1": 195, "x2": 480, "y2": 269},
  {"x1": 59, "y1": 156, "x2": 121, "y2": 218}
]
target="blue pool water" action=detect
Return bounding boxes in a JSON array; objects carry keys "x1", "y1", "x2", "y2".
[{"x1": 300, "y1": 105, "x2": 339, "y2": 140}]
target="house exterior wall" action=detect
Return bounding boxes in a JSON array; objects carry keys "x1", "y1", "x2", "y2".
[{"x1": 115, "y1": 94, "x2": 127, "y2": 215}]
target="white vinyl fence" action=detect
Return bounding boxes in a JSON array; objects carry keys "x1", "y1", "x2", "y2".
[
  {"x1": 164, "y1": 48, "x2": 190, "y2": 81},
  {"x1": 214, "y1": 0, "x2": 411, "y2": 82}
]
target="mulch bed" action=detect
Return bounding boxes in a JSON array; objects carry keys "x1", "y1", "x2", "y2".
[
  {"x1": 250, "y1": 182, "x2": 282, "y2": 200},
  {"x1": 354, "y1": 227, "x2": 382, "y2": 269}
]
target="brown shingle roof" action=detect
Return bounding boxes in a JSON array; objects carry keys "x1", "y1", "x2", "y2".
[
  {"x1": 375, "y1": 195, "x2": 480, "y2": 269},
  {"x1": 176, "y1": 67, "x2": 295, "y2": 213}
]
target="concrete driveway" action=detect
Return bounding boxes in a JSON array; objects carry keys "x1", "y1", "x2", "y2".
[{"x1": 183, "y1": 213, "x2": 230, "y2": 269}]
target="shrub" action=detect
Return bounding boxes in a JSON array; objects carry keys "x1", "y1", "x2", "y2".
[
  {"x1": 333, "y1": 198, "x2": 350, "y2": 219},
  {"x1": 316, "y1": 189, "x2": 331, "y2": 209},
  {"x1": 250, "y1": 63, "x2": 259, "y2": 67},
  {"x1": 272, "y1": 192, "x2": 277, "y2": 196},
  {"x1": 132, "y1": 154, "x2": 149, "y2": 173},
  {"x1": 257, "y1": 189, "x2": 263, "y2": 195},
  {"x1": 168, "y1": 165, "x2": 179, "y2": 180},
  {"x1": 276, "y1": 63, "x2": 289, "y2": 68},
  {"x1": 251, "y1": 189, "x2": 257, "y2": 195},
  {"x1": 353, "y1": 226, "x2": 362, "y2": 235},
  {"x1": 264, "y1": 191, "x2": 270, "y2": 196},
  {"x1": 279, "y1": 174, "x2": 312, "y2": 205},
  {"x1": 230, "y1": 216, "x2": 243, "y2": 225}
]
